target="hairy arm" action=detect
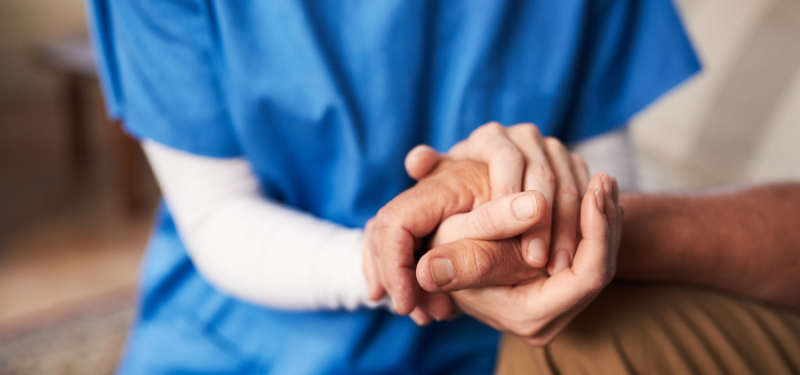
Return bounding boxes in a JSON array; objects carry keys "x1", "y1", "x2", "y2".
[{"x1": 617, "y1": 183, "x2": 800, "y2": 310}]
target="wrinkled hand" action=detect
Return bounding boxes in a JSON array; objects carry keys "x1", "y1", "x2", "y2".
[
  {"x1": 407, "y1": 122, "x2": 589, "y2": 275},
  {"x1": 418, "y1": 173, "x2": 623, "y2": 345},
  {"x1": 362, "y1": 159, "x2": 492, "y2": 319}
]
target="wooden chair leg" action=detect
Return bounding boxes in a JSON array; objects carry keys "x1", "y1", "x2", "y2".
[
  {"x1": 64, "y1": 73, "x2": 88, "y2": 170},
  {"x1": 111, "y1": 119, "x2": 141, "y2": 216}
]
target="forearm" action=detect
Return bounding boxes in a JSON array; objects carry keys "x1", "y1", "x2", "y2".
[
  {"x1": 616, "y1": 183, "x2": 800, "y2": 310},
  {"x1": 143, "y1": 140, "x2": 386, "y2": 311}
]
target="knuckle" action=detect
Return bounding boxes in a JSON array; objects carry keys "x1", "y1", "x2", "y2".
[
  {"x1": 532, "y1": 163, "x2": 555, "y2": 186},
  {"x1": 448, "y1": 140, "x2": 468, "y2": 157},
  {"x1": 470, "y1": 208, "x2": 501, "y2": 238},
  {"x1": 468, "y1": 242, "x2": 496, "y2": 281},
  {"x1": 544, "y1": 137, "x2": 567, "y2": 154},
  {"x1": 373, "y1": 207, "x2": 395, "y2": 228},
  {"x1": 484, "y1": 121, "x2": 504, "y2": 132},
  {"x1": 473, "y1": 122, "x2": 504, "y2": 138},
  {"x1": 492, "y1": 143, "x2": 523, "y2": 163},
  {"x1": 558, "y1": 184, "x2": 579, "y2": 202},
  {"x1": 515, "y1": 123, "x2": 541, "y2": 139}
]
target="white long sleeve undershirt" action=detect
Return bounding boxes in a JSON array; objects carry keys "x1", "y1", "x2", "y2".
[
  {"x1": 143, "y1": 140, "x2": 388, "y2": 310},
  {"x1": 141, "y1": 129, "x2": 635, "y2": 311}
]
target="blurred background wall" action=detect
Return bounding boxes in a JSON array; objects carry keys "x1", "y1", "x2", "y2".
[
  {"x1": 633, "y1": 0, "x2": 800, "y2": 190},
  {"x1": 0, "y1": 1, "x2": 157, "y2": 373},
  {"x1": 0, "y1": 0, "x2": 798, "y2": 374},
  {"x1": 0, "y1": 0, "x2": 87, "y2": 102}
]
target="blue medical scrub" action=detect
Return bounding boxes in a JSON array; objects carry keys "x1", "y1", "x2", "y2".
[{"x1": 88, "y1": 1, "x2": 699, "y2": 374}]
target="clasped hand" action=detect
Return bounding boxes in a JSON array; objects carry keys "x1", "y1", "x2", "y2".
[{"x1": 363, "y1": 123, "x2": 623, "y2": 345}]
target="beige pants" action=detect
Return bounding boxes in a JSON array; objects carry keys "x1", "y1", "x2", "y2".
[{"x1": 496, "y1": 283, "x2": 800, "y2": 375}]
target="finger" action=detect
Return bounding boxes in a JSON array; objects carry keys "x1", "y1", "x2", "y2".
[
  {"x1": 568, "y1": 173, "x2": 610, "y2": 281},
  {"x1": 430, "y1": 190, "x2": 547, "y2": 246},
  {"x1": 409, "y1": 306, "x2": 433, "y2": 326},
  {"x1": 570, "y1": 153, "x2": 590, "y2": 241},
  {"x1": 372, "y1": 160, "x2": 491, "y2": 315},
  {"x1": 362, "y1": 226, "x2": 385, "y2": 301},
  {"x1": 374, "y1": 223, "x2": 420, "y2": 314},
  {"x1": 543, "y1": 138, "x2": 580, "y2": 276},
  {"x1": 570, "y1": 153, "x2": 590, "y2": 193},
  {"x1": 451, "y1": 178, "x2": 613, "y2": 341},
  {"x1": 525, "y1": 173, "x2": 610, "y2": 319},
  {"x1": 417, "y1": 292, "x2": 454, "y2": 322},
  {"x1": 405, "y1": 145, "x2": 441, "y2": 180},
  {"x1": 417, "y1": 238, "x2": 547, "y2": 293},
  {"x1": 450, "y1": 122, "x2": 525, "y2": 199},
  {"x1": 506, "y1": 124, "x2": 554, "y2": 268}
]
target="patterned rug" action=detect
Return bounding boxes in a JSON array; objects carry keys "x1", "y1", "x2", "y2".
[{"x1": 0, "y1": 299, "x2": 135, "y2": 375}]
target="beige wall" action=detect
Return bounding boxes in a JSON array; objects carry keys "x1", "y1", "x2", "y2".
[
  {"x1": 0, "y1": 0, "x2": 87, "y2": 102},
  {"x1": 631, "y1": 0, "x2": 800, "y2": 190}
]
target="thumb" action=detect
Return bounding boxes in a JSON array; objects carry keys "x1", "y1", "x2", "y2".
[
  {"x1": 417, "y1": 238, "x2": 547, "y2": 293},
  {"x1": 432, "y1": 190, "x2": 547, "y2": 246}
]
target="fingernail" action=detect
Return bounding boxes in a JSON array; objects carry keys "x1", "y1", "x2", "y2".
[
  {"x1": 594, "y1": 189, "x2": 604, "y2": 212},
  {"x1": 511, "y1": 193, "x2": 538, "y2": 220},
  {"x1": 525, "y1": 238, "x2": 547, "y2": 267},
  {"x1": 551, "y1": 250, "x2": 570, "y2": 275},
  {"x1": 430, "y1": 258, "x2": 454, "y2": 287}
]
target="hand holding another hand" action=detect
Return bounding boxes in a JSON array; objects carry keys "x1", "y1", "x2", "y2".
[
  {"x1": 363, "y1": 122, "x2": 623, "y2": 342},
  {"x1": 421, "y1": 172, "x2": 623, "y2": 346},
  {"x1": 363, "y1": 122, "x2": 568, "y2": 320},
  {"x1": 408, "y1": 122, "x2": 590, "y2": 274}
]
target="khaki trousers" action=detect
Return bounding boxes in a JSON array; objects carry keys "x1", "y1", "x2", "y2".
[{"x1": 496, "y1": 283, "x2": 800, "y2": 375}]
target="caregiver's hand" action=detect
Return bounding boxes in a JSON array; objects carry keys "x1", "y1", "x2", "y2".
[
  {"x1": 406, "y1": 122, "x2": 589, "y2": 276},
  {"x1": 430, "y1": 173, "x2": 622, "y2": 346}
]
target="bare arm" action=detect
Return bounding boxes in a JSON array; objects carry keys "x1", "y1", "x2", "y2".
[{"x1": 617, "y1": 183, "x2": 800, "y2": 310}]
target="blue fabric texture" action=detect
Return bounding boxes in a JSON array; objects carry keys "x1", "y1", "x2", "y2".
[{"x1": 87, "y1": 1, "x2": 700, "y2": 374}]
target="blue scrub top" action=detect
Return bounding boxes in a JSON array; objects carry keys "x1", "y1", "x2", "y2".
[{"x1": 88, "y1": 1, "x2": 699, "y2": 374}]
